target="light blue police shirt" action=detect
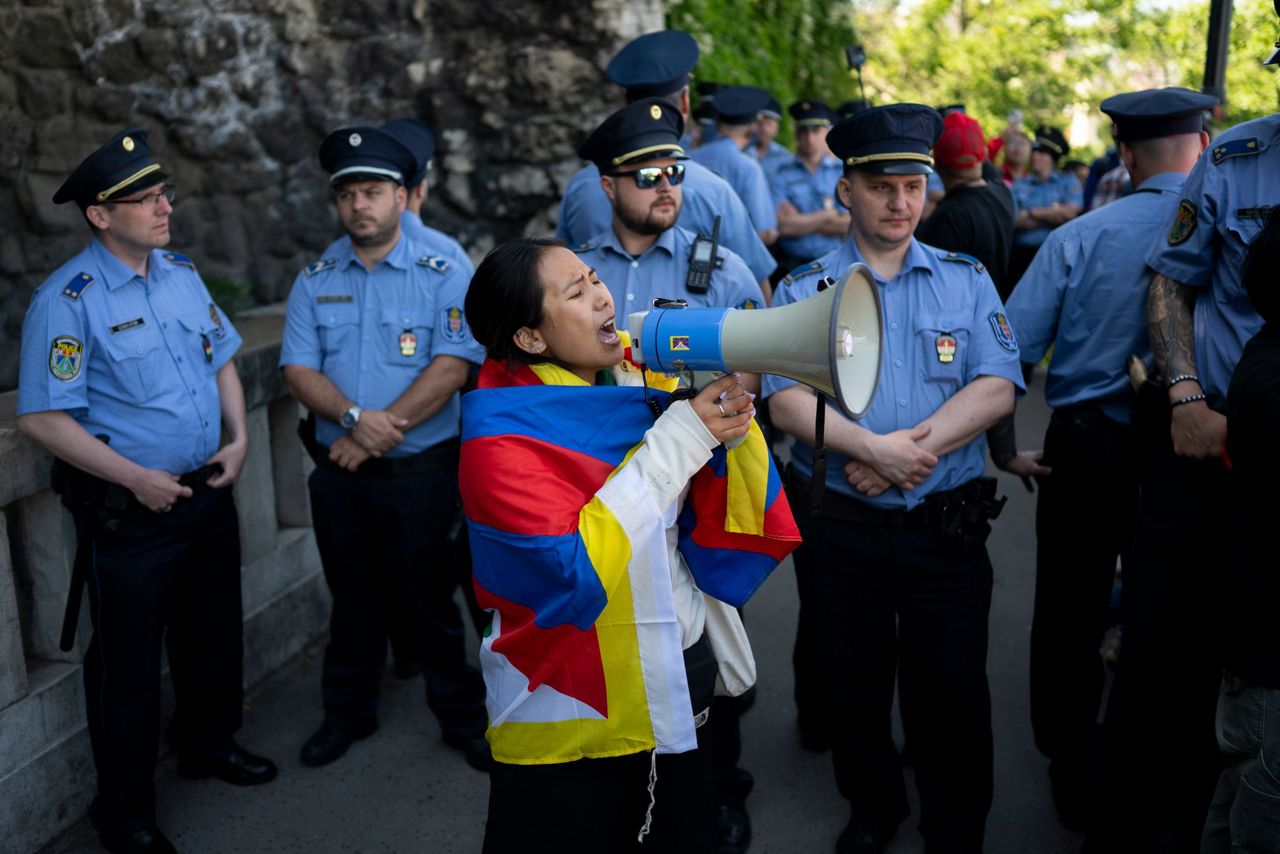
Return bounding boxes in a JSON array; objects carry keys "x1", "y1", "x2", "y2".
[
  {"x1": 769, "y1": 154, "x2": 845, "y2": 261},
  {"x1": 757, "y1": 140, "x2": 792, "y2": 181},
  {"x1": 1145, "y1": 113, "x2": 1278, "y2": 409},
  {"x1": 556, "y1": 160, "x2": 776, "y2": 282},
  {"x1": 1012, "y1": 171, "x2": 1084, "y2": 248},
  {"x1": 18, "y1": 239, "x2": 242, "y2": 474},
  {"x1": 279, "y1": 233, "x2": 484, "y2": 456},
  {"x1": 321, "y1": 211, "x2": 474, "y2": 281},
  {"x1": 688, "y1": 136, "x2": 779, "y2": 232},
  {"x1": 574, "y1": 225, "x2": 766, "y2": 322},
  {"x1": 1007, "y1": 171, "x2": 1186, "y2": 424},
  {"x1": 762, "y1": 238, "x2": 1025, "y2": 509}
]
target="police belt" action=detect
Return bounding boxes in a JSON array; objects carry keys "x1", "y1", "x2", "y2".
[
  {"x1": 785, "y1": 466, "x2": 1005, "y2": 529},
  {"x1": 298, "y1": 414, "x2": 458, "y2": 478}
]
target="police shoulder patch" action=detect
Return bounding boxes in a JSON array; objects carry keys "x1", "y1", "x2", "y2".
[
  {"x1": 1210, "y1": 137, "x2": 1262, "y2": 165},
  {"x1": 440, "y1": 306, "x2": 467, "y2": 343},
  {"x1": 1168, "y1": 199, "x2": 1198, "y2": 246},
  {"x1": 61, "y1": 272, "x2": 95, "y2": 301},
  {"x1": 417, "y1": 255, "x2": 450, "y2": 273},
  {"x1": 304, "y1": 258, "x2": 337, "y2": 277},
  {"x1": 779, "y1": 260, "x2": 824, "y2": 288},
  {"x1": 736, "y1": 297, "x2": 761, "y2": 310},
  {"x1": 49, "y1": 335, "x2": 84, "y2": 381},
  {"x1": 941, "y1": 251, "x2": 985, "y2": 274},
  {"x1": 164, "y1": 251, "x2": 195, "y2": 269},
  {"x1": 989, "y1": 311, "x2": 1018, "y2": 352}
]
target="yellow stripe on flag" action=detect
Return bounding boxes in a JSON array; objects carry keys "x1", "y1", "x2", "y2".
[{"x1": 724, "y1": 421, "x2": 769, "y2": 535}]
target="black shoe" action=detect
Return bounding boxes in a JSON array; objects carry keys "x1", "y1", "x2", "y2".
[
  {"x1": 836, "y1": 818, "x2": 886, "y2": 854},
  {"x1": 177, "y1": 742, "x2": 278, "y2": 786},
  {"x1": 299, "y1": 719, "x2": 378, "y2": 767},
  {"x1": 442, "y1": 731, "x2": 492, "y2": 772},
  {"x1": 99, "y1": 825, "x2": 177, "y2": 854},
  {"x1": 717, "y1": 804, "x2": 752, "y2": 853}
]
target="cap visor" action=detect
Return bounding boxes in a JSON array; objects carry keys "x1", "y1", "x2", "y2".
[{"x1": 856, "y1": 162, "x2": 934, "y2": 175}]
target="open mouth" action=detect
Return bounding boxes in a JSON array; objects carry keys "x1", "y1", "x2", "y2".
[{"x1": 598, "y1": 317, "x2": 620, "y2": 345}]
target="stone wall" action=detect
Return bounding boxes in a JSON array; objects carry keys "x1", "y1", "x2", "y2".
[{"x1": 0, "y1": 0, "x2": 664, "y2": 389}]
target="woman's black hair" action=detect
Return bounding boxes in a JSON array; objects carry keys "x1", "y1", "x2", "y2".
[
  {"x1": 1242, "y1": 207, "x2": 1280, "y2": 324},
  {"x1": 465, "y1": 237, "x2": 567, "y2": 365}
]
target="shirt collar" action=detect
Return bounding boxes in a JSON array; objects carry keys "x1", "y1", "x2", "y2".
[
  {"x1": 834, "y1": 237, "x2": 933, "y2": 286},
  {"x1": 1134, "y1": 171, "x2": 1186, "y2": 193},
  {"x1": 602, "y1": 225, "x2": 677, "y2": 260},
  {"x1": 90, "y1": 238, "x2": 147, "y2": 291},
  {"x1": 336, "y1": 229, "x2": 411, "y2": 271}
]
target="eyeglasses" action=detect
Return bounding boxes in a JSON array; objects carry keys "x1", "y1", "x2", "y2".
[
  {"x1": 109, "y1": 184, "x2": 176, "y2": 209},
  {"x1": 607, "y1": 164, "x2": 685, "y2": 189}
]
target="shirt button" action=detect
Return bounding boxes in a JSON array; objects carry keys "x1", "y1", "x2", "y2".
[
  {"x1": 890, "y1": 322, "x2": 899, "y2": 330},
  {"x1": 329, "y1": 316, "x2": 336, "y2": 323},
  {"x1": 895, "y1": 359, "x2": 903, "y2": 367},
  {"x1": 898, "y1": 399, "x2": 907, "y2": 406},
  {"x1": 627, "y1": 293, "x2": 635, "y2": 300},
  {"x1": 631, "y1": 261, "x2": 639, "y2": 269}
]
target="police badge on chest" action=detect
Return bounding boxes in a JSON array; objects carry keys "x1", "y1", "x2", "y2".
[{"x1": 399, "y1": 329, "x2": 417, "y2": 357}]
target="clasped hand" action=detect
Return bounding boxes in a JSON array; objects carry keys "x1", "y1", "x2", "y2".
[{"x1": 844, "y1": 424, "x2": 938, "y2": 496}]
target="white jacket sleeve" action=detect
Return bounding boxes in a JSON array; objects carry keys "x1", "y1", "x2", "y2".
[{"x1": 620, "y1": 398, "x2": 719, "y2": 512}]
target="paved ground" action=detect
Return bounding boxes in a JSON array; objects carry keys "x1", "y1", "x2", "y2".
[{"x1": 44, "y1": 375, "x2": 1081, "y2": 854}]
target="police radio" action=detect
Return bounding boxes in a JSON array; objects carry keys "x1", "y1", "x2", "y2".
[{"x1": 684, "y1": 216, "x2": 721, "y2": 295}]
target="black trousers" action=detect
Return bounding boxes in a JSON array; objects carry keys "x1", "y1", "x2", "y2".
[
  {"x1": 1087, "y1": 439, "x2": 1228, "y2": 853},
  {"x1": 308, "y1": 462, "x2": 486, "y2": 735},
  {"x1": 483, "y1": 637, "x2": 719, "y2": 854},
  {"x1": 83, "y1": 485, "x2": 243, "y2": 834},
  {"x1": 793, "y1": 507, "x2": 994, "y2": 851},
  {"x1": 1029, "y1": 407, "x2": 1137, "y2": 786}
]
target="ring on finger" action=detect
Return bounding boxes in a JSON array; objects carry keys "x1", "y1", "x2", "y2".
[{"x1": 716, "y1": 402, "x2": 726, "y2": 416}]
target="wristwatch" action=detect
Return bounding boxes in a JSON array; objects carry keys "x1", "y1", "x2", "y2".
[{"x1": 339, "y1": 405, "x2": 362, "y2": 430}]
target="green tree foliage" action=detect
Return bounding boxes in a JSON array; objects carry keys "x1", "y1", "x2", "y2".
[
  {"x1": 668, "y1": 0, "x2": 865, "y2": 145},
  {"x1": 672, "y1": 0, "x2": 1279, "y2": 152}
]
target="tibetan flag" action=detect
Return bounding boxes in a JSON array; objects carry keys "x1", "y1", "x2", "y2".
[{"x1": 460, "y1": 359, "x2": 799, "y2": 765}]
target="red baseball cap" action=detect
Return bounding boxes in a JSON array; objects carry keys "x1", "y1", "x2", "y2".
[{"x1": 934, "y1": 112, "x2": 987, "y2": 169}]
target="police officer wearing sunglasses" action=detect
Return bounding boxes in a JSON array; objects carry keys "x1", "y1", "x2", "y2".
[
  {"x1": 574, "y1": 99, "x2": 766, "y2": 325},
  {"x1": 16, "y1": 128, "x2": 276, "y2": 854}
]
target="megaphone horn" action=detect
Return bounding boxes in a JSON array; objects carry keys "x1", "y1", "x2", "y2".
[{"x1": 627, "y1": 263, "x2": 883, "y2": 419}]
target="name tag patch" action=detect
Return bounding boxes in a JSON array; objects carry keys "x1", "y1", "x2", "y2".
[
  {"x1": 316, "y1": 295, "x2": 354, "y2": 304},
  {"x1": 109, "y1": 317, "x2": 145, "y2": 334}
]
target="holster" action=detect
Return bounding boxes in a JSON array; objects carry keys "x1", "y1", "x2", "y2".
[{"x1": 925, "y1": 475, "x2": 1006, "y2": 550}]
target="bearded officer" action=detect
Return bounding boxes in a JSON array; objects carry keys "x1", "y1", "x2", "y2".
[
  {"x1": 280, "y1": 126, "x2": 489, "y2": 771},
  {"x1": 16, "y1": 129, "x2": 276, "y2": 854},
  {"x1": 765, "y1": 104, "x2": 1023, "y2": 854}
]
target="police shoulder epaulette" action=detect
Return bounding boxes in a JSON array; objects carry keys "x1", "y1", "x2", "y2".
[
  {"x1": 417, "y1": 255, "x2": 450, "y2": 273},
  {"x1": 1211, "y1": 137, "x2": 1262, "y2": 165},
  {"x1": 61, "y1": 272, "x2": 95, "y2": 301},
  {"x1": 164, "y1": 251, "x2": 196, "y2": 269},
  {"x1": 941, "y1": 251, "x2": 986, "y2": 274},
  {"x1": 304, "y1": 258, "x2": 337, "y2": 277},
  {"x1": 779, "y1": 260, "x2": 825, "y2": 288},
  {"x1": 572, "y1": 240, "x2": 596, "y2": 254}
]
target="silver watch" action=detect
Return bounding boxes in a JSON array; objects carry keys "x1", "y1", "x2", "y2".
[{"x1": 339, "y1": 405, "x2": 362, "y2": 430}]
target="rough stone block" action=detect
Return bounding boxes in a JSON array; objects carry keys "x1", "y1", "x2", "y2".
[
  {"x1": 15, "y1": 10, "x2": 79, "y2": 70},
  {"x1": 240, "y1": 526, "x2": 318, "y2": 619},
  {"x1": 14, "y1": 489, "x2": 83, "y2": 663},
  {"x1": 0, "y1": 514, "x2": 30, "y2": 711},
  {"x1": 234, "y1": 406, "x2": 277, "y2": 565},
  {"x1": 270, "y1": 397, "x2": 311, "y2": 528},
  {"x1": 0, "y1": 661, "x2": 82, "y2": 781},
  {"x1": 242, "y1": 563, "x2": 330, "y2": 688}
]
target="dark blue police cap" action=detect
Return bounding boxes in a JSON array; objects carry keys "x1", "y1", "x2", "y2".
[
  {"x1": 695, "y1": 81, "x2": 723, "y2": 100},
  {"x1": 319, "y1": 126, "x2": 417, "y2": 186},
  {"x1": 693, "y1": 101, "x2": 718, "y2": 126},
  {"x1": 53, "y1": 128, "x2": 169, "y2": 209},
  {"x1": 1099, "y1": 88, "x2": 1218, "y2": 142},
  {"x1": 827, "y1": 103, "x2": 942, "y2": 175},
  {"x1": 578, "y1": 98, "x2": 687, "y2": 173},
  {"x1": 760, "y1": 96, "x2": 782, "y2": 121},
  {"x1": 606, "y1": 30, "x2": 699, "y2": 99},
  {"x1": 1032, "y1": 126, "x2": 1070, "y2": 159},
  {"x1": 380, "y1": 118, "x2": 436, "y2": 187},
  {"x1": 789, "y1": 100, "x2": 838, "y2": 128},
  {"x1": 713, "y1": 86, "x2": 771, "y2": 125}
]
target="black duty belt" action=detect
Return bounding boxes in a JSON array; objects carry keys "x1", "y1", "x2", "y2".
[
  {"x1": 298, "y1": 414, "x2": 459, "y2": 478},
  {"x1": 784, "y1": 466, "x2": 1006, "y2": 532}
]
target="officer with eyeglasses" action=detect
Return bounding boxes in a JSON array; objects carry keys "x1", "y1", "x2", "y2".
[
  {"x1": 574, "y1": 99, "x2": 765, "y2": 323},
  {"x1": 15, "y1": 128, "x2": 276, "y2": 854}
]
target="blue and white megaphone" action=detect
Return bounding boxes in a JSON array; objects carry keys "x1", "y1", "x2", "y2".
[{"x1": 627, "y1": 263, "x2": 883, "y2": 419}]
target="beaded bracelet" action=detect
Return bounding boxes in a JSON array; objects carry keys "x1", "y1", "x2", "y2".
[
  {"x1": 1171, "y1": 393, "x2": 1207, "y2": 408},
  {"x1": 1166, "y1": 373, "x2": 1200, "y2": 388}
]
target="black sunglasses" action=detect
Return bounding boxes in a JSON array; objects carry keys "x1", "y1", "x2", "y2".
[{"x1": 607, "y1": 163, "x2": 686, "y2": 189}]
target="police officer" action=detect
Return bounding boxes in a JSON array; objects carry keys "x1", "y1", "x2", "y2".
[
  {"x1": 1087, "y1": 46, "x2": 1278, "y2": 854},
  {"x1": 995, "y1": 87, "x2": 1214, "y2": 832},
  {"x1": 770, "y1": 100, "x2": 846, "y2": 277},
  {"x1": 280, "y1": 126, "x2": 489, "y2": 771},
  {"x1": 690, "y1": 85, "x2": 780, "y2": 246},
  {"x1": 764, "y1": 104, "x2": 1023, "y2": 854},
  {"x1": 16, "y1": 129, "x2": 276, "y2": 854},
  {"x1": 1008, "y1": 126, "x2": 1082, "y2": 294},
  {"x1": 575, "y1": 98, "x2": 766, "y2": 853},
  {"x1": 556, "y1": 31, "x2": 777, "y2": 290},
  {"x1": 753, "y1": 95, "x2": 792, "y2": 179}
]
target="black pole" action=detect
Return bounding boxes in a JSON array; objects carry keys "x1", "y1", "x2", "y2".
[{"x1": 1203, "y1": 0, "x2": 1233, "y2": 103}]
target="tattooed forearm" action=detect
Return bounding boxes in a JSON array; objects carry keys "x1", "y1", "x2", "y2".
[
  {"x1": 1147, "y1": 273, "x2": 1198, "y2": 380},
  {"x1": 986, "y1": 414, "x2": 1017, "y2": 469}
]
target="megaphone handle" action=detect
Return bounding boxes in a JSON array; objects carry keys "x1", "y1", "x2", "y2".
[{"x1": 810, "y1": 397, "x2": 828, "y2": 515}]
